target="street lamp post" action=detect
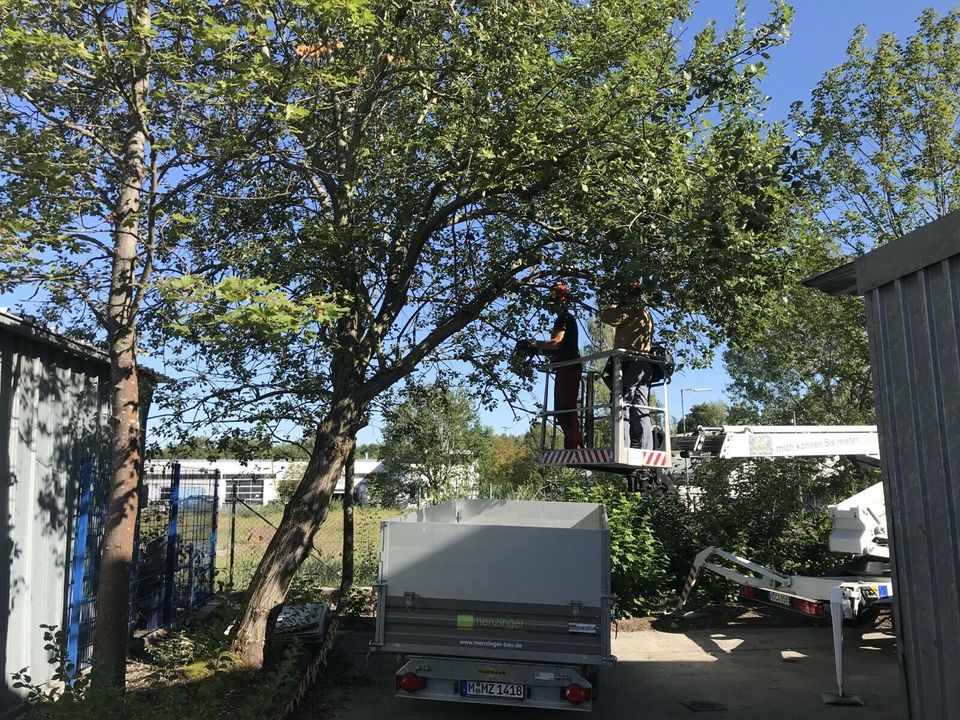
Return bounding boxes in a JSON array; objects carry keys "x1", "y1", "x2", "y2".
[{"x1": 680, "y1": 387, "x2": 714, "y2": 484}]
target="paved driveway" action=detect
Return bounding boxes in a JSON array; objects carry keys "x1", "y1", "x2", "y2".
[{"x1": 296, "y1": 620, "x2": 902, "y2": 720}]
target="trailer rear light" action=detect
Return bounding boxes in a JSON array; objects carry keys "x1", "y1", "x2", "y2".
[
  {"x1": 562, "y1": 683, "x2": 589, "y2": 705},
  {"x1": 792, "y1": 598, "x2": 825, "y2": 617},
  {"x1": 740, "y1": 586, "x2": 757, "y2": 600},
  {"x1": 396, "y1": 672, "x2": 427, "y2": 692}
]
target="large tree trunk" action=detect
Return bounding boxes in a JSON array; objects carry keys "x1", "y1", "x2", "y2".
[
  {"x1": 337, "y1": 444, "x2": 356, "y2": 608},
  {"x1": 90, "y1": 1, "x2": 150, "y2": 689},
  {"x1": 232, "y1": 398, "x2": 361, "y2": 668}
]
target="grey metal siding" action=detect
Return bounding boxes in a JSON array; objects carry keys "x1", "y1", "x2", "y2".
[
  {"x1": 864, "y1": 249, "x2": 960, "y2": 720},
  {"x1": 0, "y1": 330, "x2": 110, "y2": 715}
]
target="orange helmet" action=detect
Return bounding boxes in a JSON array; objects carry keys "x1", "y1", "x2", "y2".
[{"x1": 550, "y1": 282, "x2": 571, "y2": 301}]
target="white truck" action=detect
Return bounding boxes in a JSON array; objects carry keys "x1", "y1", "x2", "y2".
[
  {"x1": 371, "y1": 499, "x2": 614, "y2": 711},
  {"x1": 671, "y1": 425, "x2": 892, "y2": 623}
]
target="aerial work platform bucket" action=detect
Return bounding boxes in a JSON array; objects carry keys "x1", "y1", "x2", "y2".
[{"x1": 536, "y1": 349, "x2": 672, "y2": 474}]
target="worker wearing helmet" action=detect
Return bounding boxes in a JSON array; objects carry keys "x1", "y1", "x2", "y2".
[
  {"x1": 601, "y1": 281, "x2": 654, "y2": 449},
  {"x1": 522, "y1": 282, "x2": 583, "y2": 449}
]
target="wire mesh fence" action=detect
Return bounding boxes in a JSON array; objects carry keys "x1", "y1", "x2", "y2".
[
  {"x1": 218, "y1": 483, "x2": 402, "y2": 597},
  {"x1": 66, "y1": 460, "x2": 220, "y2": 671}
]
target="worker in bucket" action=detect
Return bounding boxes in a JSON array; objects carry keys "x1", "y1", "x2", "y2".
[
  {"x1": 600, "y1": 280, "x2": 655, "y2": 450},
  {"x1": 518, "y1": 282, "x2": 583, "y2": 449}
]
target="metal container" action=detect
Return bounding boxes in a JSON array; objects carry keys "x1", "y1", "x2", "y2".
[
  {"x1": 0, "y1": 312, "x2": 110, "y2": 716},
  {"x1": 860, "y1": 217, "x2": 960, "y2": 720}
]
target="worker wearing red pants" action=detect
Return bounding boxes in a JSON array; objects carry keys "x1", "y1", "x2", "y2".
[{"x1": 528, "y1": 283, "x2": 582, "y2": 449}]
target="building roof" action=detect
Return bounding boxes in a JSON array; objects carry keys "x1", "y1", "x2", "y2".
[
  {"x1": 804, "y1": 210, "x2": 960, "y2": 297},
  {"x1": 801, "y1": 261, "x2": 857, "y2": 296},
  {"x1": 0, "y1": 309, "x2": 170, "y2": 383}
]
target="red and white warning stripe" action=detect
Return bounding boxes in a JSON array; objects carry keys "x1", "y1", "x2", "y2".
[
  {"x1": 675, "y1": 563, "x2": 702, "y2": 612},
  {"x1": 635, "y1": 450, "x2": 671, "y2": 467},
  {"x1": 540, "y1": 448, "x2": 613, "y2": 465}
]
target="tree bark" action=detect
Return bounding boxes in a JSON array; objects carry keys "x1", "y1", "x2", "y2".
[
  {"x1": 232, "y1": 397, "x2": 361, "y2": 668},
  {"x1": 90, "y1": 0, "x2": 150, "y2": 690},
  {"x1": 337, "y1": 444, "x2": 356, "y2": 608}
]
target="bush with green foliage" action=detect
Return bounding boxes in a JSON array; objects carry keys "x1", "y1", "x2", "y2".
[{"x1": 566, "y1": 478, "x2": 671, "y2": 616}]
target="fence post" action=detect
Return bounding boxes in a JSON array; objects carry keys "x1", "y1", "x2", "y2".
[
  {"x1": 209, "y1": 470, "x2": 220, "y2": 597},
  {"x1": 162, "y1": 462, "x2": 181, "y2": 628},
  {"x1": 127, "y1": 463, "x2": 146, "y2": 638},
  {"x1": 339, "y1": 446, "x2": 356, "y2": 605},
  {"x1": 66, "y1": 458, "x2": 94, "y2": 677},
  {"x1": 228, "y1": 482, "x2": 238, "y2": 589}
]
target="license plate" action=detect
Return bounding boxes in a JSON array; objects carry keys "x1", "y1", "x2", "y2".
[
  {"x1": 460, "y1": 681, "x2": 524, "y2": 699},
  {"x1": 767, "y1": 590, "x2": 792, "y2": 606}
]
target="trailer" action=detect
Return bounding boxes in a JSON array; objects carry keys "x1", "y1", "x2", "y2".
[{"x1": 371, "y1": 499, "x2": 614, "y2": 711}]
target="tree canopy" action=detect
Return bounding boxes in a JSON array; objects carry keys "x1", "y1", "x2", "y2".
[
  {"x1": 800, "y1": 7, "x2": 960, "y2": 251},
  {"x1": 726, "y1": 7, "x2": 960, "y2": 426},
  {"x1": 0, "y1": 0, "x2": 821, "y2": 670},
  {"x1": 149, "y1": 0, "x2": 811, "y2": 666}
]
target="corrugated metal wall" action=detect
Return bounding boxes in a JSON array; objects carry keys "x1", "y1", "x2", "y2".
[
  {"x1": 0, "y1": 326, "x2": 110, "y2": 716},
  {"x1": 860, "y1": 217, "x2": 960, "y2": 720}
]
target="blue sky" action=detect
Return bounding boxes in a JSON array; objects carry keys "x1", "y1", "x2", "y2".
[{"x1": 443, "y1": 0, "x2": 960, "y2": 442}]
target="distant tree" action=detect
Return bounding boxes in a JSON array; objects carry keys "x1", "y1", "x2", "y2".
[
  {"x1": 371, "y1": 384, "x2": 492, "y2": 506},
  {"x1": 800, "y1": 7, "x2": 960, "y2": 251},
  {"x1": 355, "y1": 443, "x2": 383, "y2": 460},
  {"x1": 275, "y1": 463, "x2": 306, "y2": 505},
  {"x1": 727, "y1": 9, "x2": 960, "y2": 425},
  {"x1": 724, "y1": 267, "x2": 874, "y2": 425},
  {"x1": 681, "y1": 401, "x2": 729, "y2": 431},
  {"x1": 477, "y1": 432, "x2": 541, "y2": 497},
  {"x1": 153, "y1": 434, "x2": 310, "y2": 461}
]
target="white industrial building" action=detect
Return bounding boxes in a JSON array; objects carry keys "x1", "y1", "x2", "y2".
[{"x1": 143, "y1": 457, "x2": 384, "y2": 506}]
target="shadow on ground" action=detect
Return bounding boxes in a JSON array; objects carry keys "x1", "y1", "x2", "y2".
[{"x1": 294, "y1": 609, "x2": 901, "y2": 720}]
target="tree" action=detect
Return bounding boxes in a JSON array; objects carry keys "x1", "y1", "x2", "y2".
[
  {"x1": 355, "y1": 443, "x2": 383, "y2": 459},
  {"x1": 370, "y1": 383, "x2": 491, "y2": 506},
  {"x1": 0, "y1": 0, "x2": 200, "y2": 687},
  {"x1": 681, "y1": 401, "x2": 729, "y2": 431},
  {"x1": 160, "y1": 0, "x2": 805, "y2": 667},
  {"x1": 801, "y1": 8, "x2": 960, "y2": 251},
  {"x1": 152, "y1": 435, "x2": 311, "y2": 461},
  {"x1": 477, "y1": 432, "x2": 542, "y2": 498},
  {"x1": 699, "y1": 12, "x2": 960, "y2": 607},
  {"x1": 727, "y1": 8, "x2": 960, "y2": 425},
  {"x1": 0, "y1": 0, "x2": 350, "y2": 685}
]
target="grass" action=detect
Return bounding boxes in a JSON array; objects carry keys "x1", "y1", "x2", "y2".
[
  {"x1": 217, "y1": 501, "x2": 403, "y2": 593},
  {"x1": 21, "y1": 598, "x2": 317, "y2": 720}
]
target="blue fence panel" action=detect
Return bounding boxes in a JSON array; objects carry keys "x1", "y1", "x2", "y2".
[
  {"x1": 67, "y1": 460, "x2": 220, "y2": 665},
  {"x1": 64, "y1": 458, "x2": 111, "y2": 671}
]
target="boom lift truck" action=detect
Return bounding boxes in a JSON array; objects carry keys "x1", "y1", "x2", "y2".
[
  {"x1": 533, "y1": 359, "x2": 894, "y2": 705},
  {"x1": 670, "y1": 424, "x2": 893, "y2": 706},
  {"x1": 670, "y1": 425, "x2": 891, "y2": 623},
  {"x1": 532, "y1": 357, "x2": 893, "y2": 625}
]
